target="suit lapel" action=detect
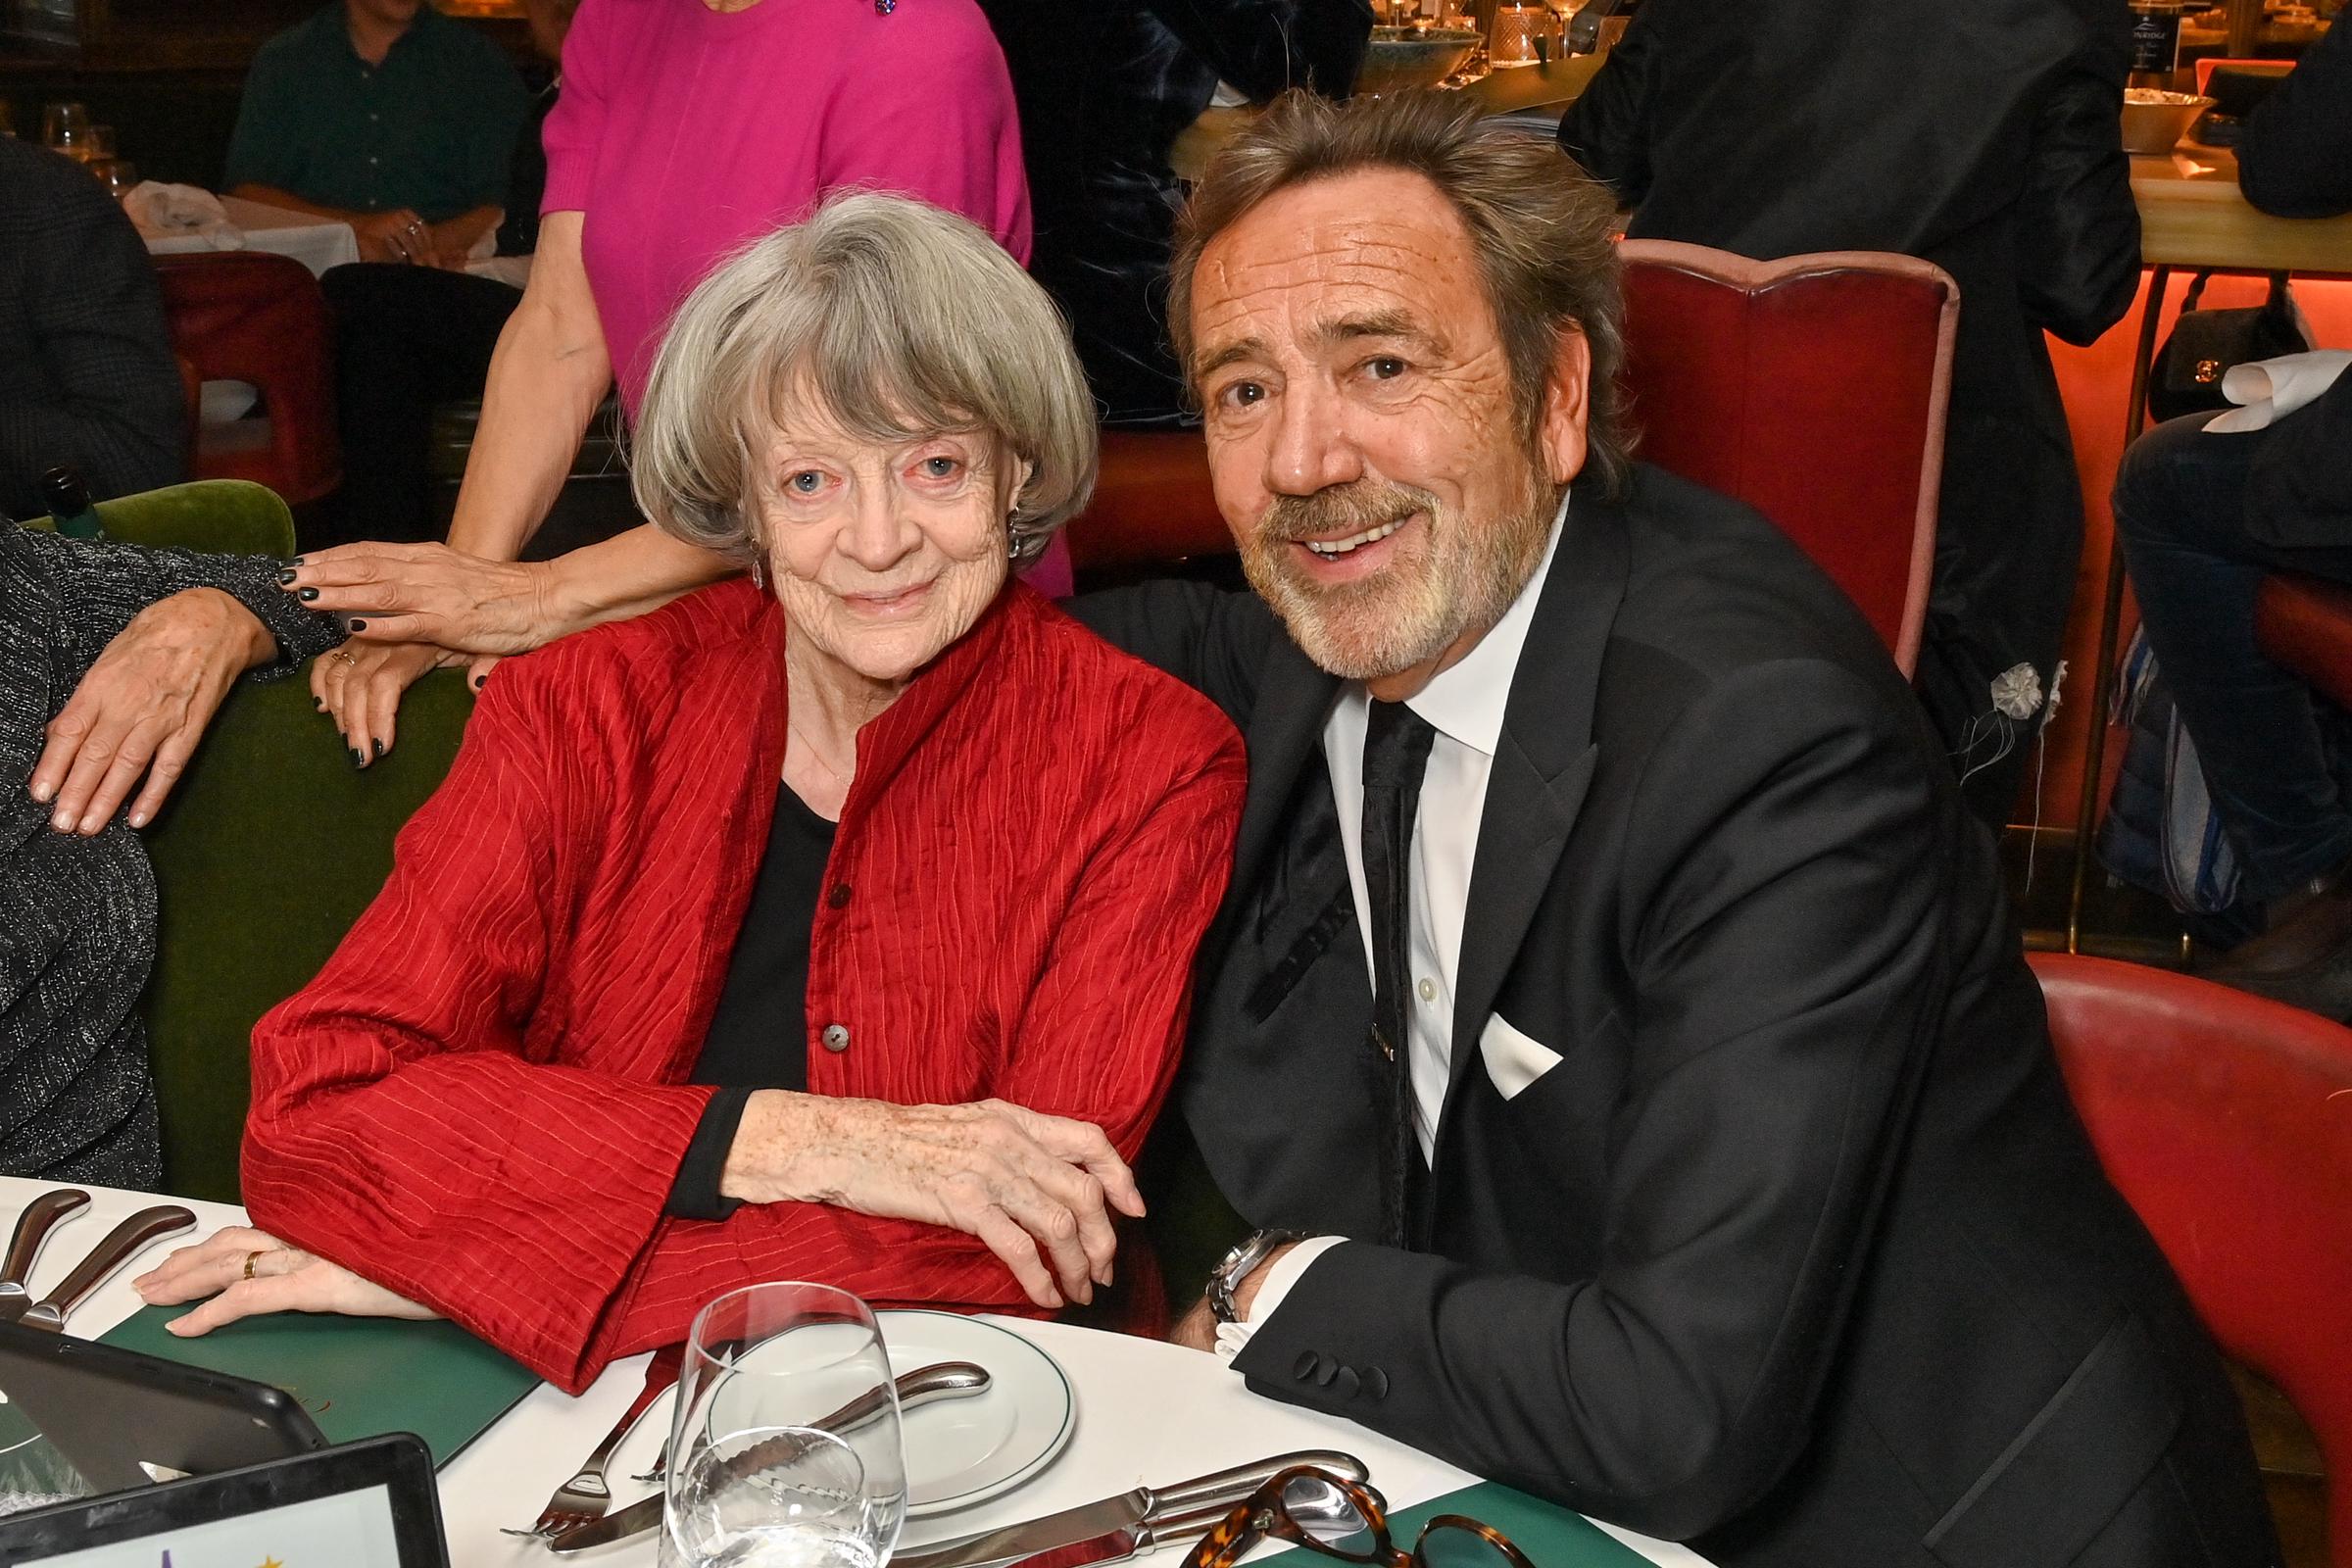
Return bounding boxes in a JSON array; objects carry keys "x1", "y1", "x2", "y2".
[
  {"x1": 1231, "y1": 639, "x2": 1343, "y2": 891},
  {"x1": 1440, "y1": 484, "x2": 1629, "y2": 1128}
]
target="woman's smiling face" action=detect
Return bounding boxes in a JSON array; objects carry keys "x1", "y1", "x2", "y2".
[{"x1": 756, "y1": 403, "x2": 1020, "y2": 686}]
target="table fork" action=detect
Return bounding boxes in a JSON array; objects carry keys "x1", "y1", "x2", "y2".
[{"x1": 503, "y1": 1344, "x2": 685, "y2": 1541}]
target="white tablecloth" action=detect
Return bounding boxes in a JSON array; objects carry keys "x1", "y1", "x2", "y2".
[
  {"x1": 0, "y1": 1179, "x2": 1708, "y2": 1568},
  {"x1": 142, "y1": 195, "x2": 361, "y2": 278}
]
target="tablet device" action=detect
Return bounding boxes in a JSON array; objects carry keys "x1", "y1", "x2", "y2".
[
  {"x1": 0, "y1": 1320, "x2": 327, "y2": 1495},
  {"x1": 0, "y1": 1432, "x2": 447, "y2": 1568}
]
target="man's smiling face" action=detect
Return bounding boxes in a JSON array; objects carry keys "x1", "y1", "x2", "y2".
[{"x1": 1189, "y1": 167, "x2": 1588, "y2": 698}]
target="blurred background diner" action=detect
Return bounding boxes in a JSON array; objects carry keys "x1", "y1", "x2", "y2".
[{"x1": 0, "y1": 0, "x2": 2348, "y2": 1560}]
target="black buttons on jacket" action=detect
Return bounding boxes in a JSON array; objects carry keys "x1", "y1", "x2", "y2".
[
  {"x1": 827, "y1": 883, "x2": 852, "y2": 909},
  {"x1": 1294, "y1": 1352, "x2": 1389, "y2": 1402}
]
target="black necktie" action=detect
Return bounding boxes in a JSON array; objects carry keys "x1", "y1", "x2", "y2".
[{"x1": 1360, "y1": 697, "x2": 1438, "y2": 1249}]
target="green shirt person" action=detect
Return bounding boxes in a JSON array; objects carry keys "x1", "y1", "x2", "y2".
[{"x1": 223, "y1": 0, "x2": 528, "y2": 270}]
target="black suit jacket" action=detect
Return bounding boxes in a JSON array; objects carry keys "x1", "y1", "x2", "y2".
[
  {"x1": 1075, "y1": 466, "x2": 2272, "y2": 1568},
  {"x1": 1557, "y1": 0, "x2": 2140, "y2": 817}
]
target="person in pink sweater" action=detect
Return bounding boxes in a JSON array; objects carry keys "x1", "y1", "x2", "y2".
[{"x1": 292, "y1": 0, "x2": 1057, "y2": 760}]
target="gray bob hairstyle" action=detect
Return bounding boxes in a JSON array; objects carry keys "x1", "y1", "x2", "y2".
[{"x1": 630, "y1": 191, "x2": 1098, "y2": 567}]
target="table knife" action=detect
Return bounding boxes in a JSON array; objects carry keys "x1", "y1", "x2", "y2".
[
  {"x1": 0, "y1": 1189, "x2": 91, "y2": 1321},
  {"x1": 892, "y1": 1449, "x2": 1371, "y2": 1568},
  {"x1": 546, "y1": 1360, "x2": 992, "y2": 1555},
  {"x1": 12, "y1": 1204, "x2": 196, "y2": 1333}
]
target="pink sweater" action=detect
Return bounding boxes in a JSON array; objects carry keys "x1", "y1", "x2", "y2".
[
  {"x1": 542, "y1": 0, "x2": 1033, "y2": 416},
  {"x1": 541, "y1": 0, "x2": 1065, "y2": 593}
]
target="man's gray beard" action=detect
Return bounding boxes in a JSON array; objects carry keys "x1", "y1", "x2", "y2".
[{"x1": 1242, "y1": 473, "x2": 1556, "y2": 683}]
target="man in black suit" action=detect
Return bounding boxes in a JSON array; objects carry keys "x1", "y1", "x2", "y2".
[
  {"x1": 1558, "y1": 0, "x2": 2141, "y2": 827},
  {"x1": 1076, "y1": 90, "x2": 2275, "y2": 1567}
]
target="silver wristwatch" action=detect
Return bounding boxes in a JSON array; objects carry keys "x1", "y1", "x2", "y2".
[{"x1": 1208, "y1": 1227, "x2": 1307, "y2": 1324}]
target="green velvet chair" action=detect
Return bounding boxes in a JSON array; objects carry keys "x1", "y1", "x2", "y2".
[{"x1": 36, "y1": 481, "x2": 473, "y2": 1200}]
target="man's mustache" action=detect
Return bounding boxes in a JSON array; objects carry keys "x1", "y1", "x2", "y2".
[{"x1": 1257, "y1": 480, "x2": 1440, "y2": 545}]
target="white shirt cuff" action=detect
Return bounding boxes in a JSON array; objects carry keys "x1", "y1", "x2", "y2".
[{"x1": 1212, "y1": 1236, "x2": 1348, "y2": 1363}]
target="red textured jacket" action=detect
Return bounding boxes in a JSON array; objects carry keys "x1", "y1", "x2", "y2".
[{"x1": 243, "y1": 580, "x2": 1245, "y2": 1393}]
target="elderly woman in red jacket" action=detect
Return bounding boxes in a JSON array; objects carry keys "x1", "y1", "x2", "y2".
[{"x1": 132, "y1": 192, "x2": 1247, "y2": 1393}]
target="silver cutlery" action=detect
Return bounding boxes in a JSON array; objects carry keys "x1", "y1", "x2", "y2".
[
  {"x1": 0, "y1": 1188, "x2": 90, "y2": 1320},
  {"x1": 502, "y1": 1349, "x2": 689, "y2": 1541},
  {"x1": 893, "y1": 1449, "x2": 1372, "y2": 1568},
  {"x1": 8, "y1": 1204, "x2": 195, "y2": 1332},
  {"x1": 995, "y1": 1462, "x2": 1374, "y2": 1568},
  {"x1": 544, "y1": 1359, "x2": 992, "y2": 1553}
]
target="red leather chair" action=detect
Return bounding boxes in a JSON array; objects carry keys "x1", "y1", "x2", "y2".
[
  {"x1": 2029, "y1": 952, "x2": 2352, "y2": 1564},
  {"x1": 1617, "y1": 241, "x2": 1957, "y2": 675},
  {"x1": 152, "y1": 252, "x2": 341, "y2": 508},
  {"x1": 1063, "y1": 429, "x2": 1230, "y2": 574},
  {"x1": 2256, "y1": 572, "x2": 2352, "y2": 712}
]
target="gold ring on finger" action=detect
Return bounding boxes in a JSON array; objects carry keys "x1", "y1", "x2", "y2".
[
  {"x1": 243, "y1": 1249, "x2": 268, "y2": 1281},
  {"x1": 333, "y1": 650, "x2": 359, "y2": 666}
]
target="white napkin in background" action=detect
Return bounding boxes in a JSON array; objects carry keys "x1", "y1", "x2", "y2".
[
  {"x1": 122, "y1": 182, "x2": 244, "y2": 250},
  {"x1": 2205, "y1": 349, "x2": 2352, "y2": 433}
]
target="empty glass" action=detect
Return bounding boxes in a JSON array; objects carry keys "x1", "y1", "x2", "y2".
[
  {"x1": 94, "y1": 160, "x2": 139, "y2": 200},
  {"x1": 662, "y1": 1283, "x2": 906, "y2": 1568}
]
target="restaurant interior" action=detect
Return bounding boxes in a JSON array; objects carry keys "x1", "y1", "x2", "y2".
[{"x1": 0, "y1": 0, "x2": 2347, "y2": 1565}]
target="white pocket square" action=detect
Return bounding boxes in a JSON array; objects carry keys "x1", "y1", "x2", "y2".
[{"x1": 1479, "y1": 1012, "x2": 1563, "y2": 1101}]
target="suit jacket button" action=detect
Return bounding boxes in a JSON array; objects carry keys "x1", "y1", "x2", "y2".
[
  {"x1": 1363, "y1": 1367, "x2": 1390, "y2": 1401},
  {"x1": 820, "y1": 1023, "x2": 852, "y2": 1053},
  {"x1": 1313, "y1": 1357, "x2": 1340, "y2": 1387},
  {"x1": 827, "y1": 883, "x2": 853, "y2": 909},
  {"x1": 1332, "y1": 1366, "x2": 1361, "y2": 1400},
  {"x1": 1293, "y1": 1351, "x2": 1321, "y2": 1382}
]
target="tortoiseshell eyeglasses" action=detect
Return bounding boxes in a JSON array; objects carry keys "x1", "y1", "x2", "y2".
[{"x1": 1181, "y1": 1466, "x2": 1541, "y2": 1568}]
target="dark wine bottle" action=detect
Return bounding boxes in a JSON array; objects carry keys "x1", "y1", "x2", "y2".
[
  {"x1": 2127, "y1": 1, "x2": 2185, "y2": 90},
  {"x1": 38, "y1": 466, "x2": 104, "y2": 541}
]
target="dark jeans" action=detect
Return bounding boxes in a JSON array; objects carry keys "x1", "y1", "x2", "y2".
[
  {"x1": 315, "y1": 264, "x2": 524, "y2": 549},
  {"x1": 2112, "y1": 410, "x2": 2352, "y2": 902}
]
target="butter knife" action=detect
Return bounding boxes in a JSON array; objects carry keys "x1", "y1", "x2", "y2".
[
  {"x1": 0, "y1": 1189, "x2": 91, "y2": 1322},
  {"x1": 13, "y1": 1204, "x2": 196, "y2": 1333},
  {"x1": 547, "y1": 1360, "x2": 992, "y2": 1554},
  {"x1": 893, "y1": 1449, "x2": 1372, "y2": 1568}
]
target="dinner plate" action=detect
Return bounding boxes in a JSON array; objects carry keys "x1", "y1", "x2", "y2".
[{"x1": 877, "y1": 1310, "x2": 1074, "y2": 1517}]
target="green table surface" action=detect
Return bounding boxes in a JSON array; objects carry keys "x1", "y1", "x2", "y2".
[{"x1": 99, "y1": 1303, "x2": 538, "y2": 1468}]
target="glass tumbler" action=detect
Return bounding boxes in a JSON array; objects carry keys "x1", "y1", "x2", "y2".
[{"x1": 662, "y1": 1283, "x2": 907, "y2": 1568}]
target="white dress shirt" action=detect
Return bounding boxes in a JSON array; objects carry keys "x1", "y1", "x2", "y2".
[{"x1": 1217, "y1": 496, "x2": 1568, "y2": 1362}]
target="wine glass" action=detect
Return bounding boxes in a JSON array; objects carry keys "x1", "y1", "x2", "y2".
[
  {"x1": 96, "y1": 160, "x2": 140, "y2": 201},
  {"x1": 41, "y1": 102, "x2": 91, "y2": 160},
  {"x1": 662, "y1": 1283, "x2": 907, "y2": 1568}
]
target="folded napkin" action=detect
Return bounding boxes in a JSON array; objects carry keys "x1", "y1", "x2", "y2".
[
  {"x1": 122, "y1": 181, "x2": 244, "y2": 250},
  {"x1": 2205, "y1": 349, "x2": 2352, "y2": 433}
]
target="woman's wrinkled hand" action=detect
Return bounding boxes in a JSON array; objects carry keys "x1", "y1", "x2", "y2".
[
  {"x1": 727, "y1": 1095, "x2": 1146, "y2": 1310},
  {"x1": 131, "y1": 1225, "x2": 439, "y2": 1337},
  {"x1": 311, "y1": 640, "x2": 470, "y2": 765},
  {"x1": 29, "y1": 587, "x2": 271, "y2": 834},
  {"x1": 280, "y1": 541, "x2": 558, "y2": 657}
]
